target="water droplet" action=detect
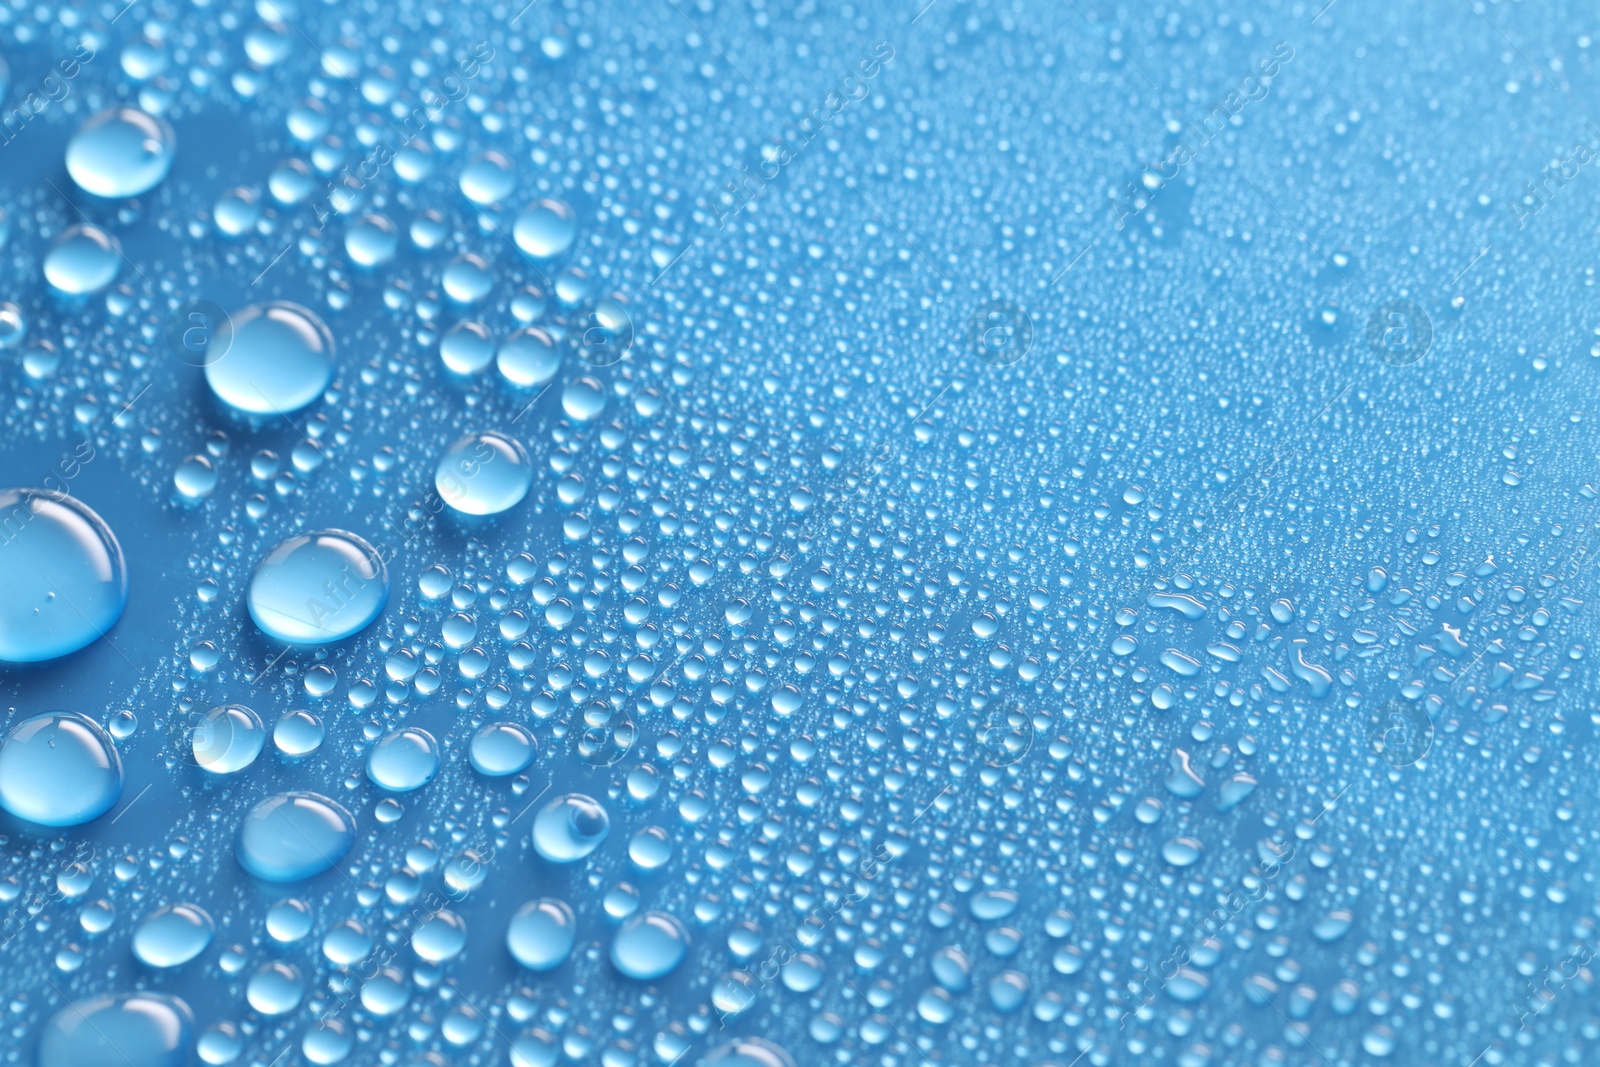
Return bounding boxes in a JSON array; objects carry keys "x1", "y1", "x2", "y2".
[
  {"x1": 43, "y1": 224, "x2": 121, "y2": 295},
  {"x1": 273, "y1": 709, "x2": 325, "y2": 755},
  {"x1": 345, "y1": 213, "x2": 399, "y2": 268},
  {"x1": 173, "y1": 454, "x2": 219, "y2": 499},
  {"x1": 205, "y1": 302, "x2": 335, "y2": 414},
  {"x1": 506, "y1": 898, "x2": 576, "y2": 971},
  {"x1": 609, "y1": 910, "x2": 689, "y2": 980},
  {"x1": 0, "y1": 712, "x2": 122, "y2": 826},
  {"x1": 512, "y1": 198, "x2": 578, "y2": 259},
  {"x1": 236, "y1": 791, "x2": 356, "y2": 882},
  {"x1": 366, "y1": 726, "x2": 440, "y2": 792},
  {"x1": 266, "y1": 898, "x2": 315, "y2": 942},
  {"x1": 469, "y1": 721, "x2": 536, "y2": 776},
  {"x1": 213, "y1": 186, "x2": 261, "y2": 237},
  {"x1": 497, "y1": 327, "x2": 561, "y2": 388},
  {"x1": 38, "y1": 993, "x2": 192, "y2": 1067},
  {"x1": 192, "y1": 704, "x2": 266, "y2": 774},
  {"x1": 435, "y1": 431, "x2": 533, "y2": 515},
  {"x1": 460, "y1": 151, "x2": 515, "y2": 205},
  {"x1": 246, "y1": 529, "x2": 388, "y2": 644},
  {"x1": 65, "y1": 107, "x2": 176, "y2": 198},
  {"x1": 247, "y1": 960, "x2": 305, "y2": 1014},
  {"x1": 439, "y1": 321, "x2": 495, "y2": 375},
  {"x1": 132, "y1": 903, "x2": 214, "y2": 968},
  {"x1": 0, "y1": 489, "x2": 128, "y2": 663},
  {"x1": 411, "y1": 908, "x2": 467, "y2": 961},
  {"x1": 560, "y1": 376, "x2": 606, "y2": 421},
  {"x1": 531, "y1": 793, "x2": 610, "y2": 862}
]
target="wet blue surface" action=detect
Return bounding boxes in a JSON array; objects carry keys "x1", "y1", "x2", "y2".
[{"x1": 1, "y1": 2, "x2": 1598, "y2": 1065}]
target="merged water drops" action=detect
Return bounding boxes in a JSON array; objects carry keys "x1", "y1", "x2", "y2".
[
  {"x1": 204, "y1": 301, "x2": 335, "y2": 415},
  {"x1": 0, "y1": 489, "x2": 128, "y2": 664},
  {"x1": 236, "y1": 791, "x2": 356, "y2": 882},
  {"x1": 0, "y1": 711, "x2": 123, "y2": 826},
  {"x1": 531, "y1": 792, "x2": 610, "y2": 863},
  {"x1": 64, "y1": 107, "x2": 176, "y2": 198},
  {"x1": 246, "y1": 529, "x2": 388, "y2": 644}
]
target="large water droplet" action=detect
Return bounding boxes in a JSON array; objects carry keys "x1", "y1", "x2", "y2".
[
  {"x1": 0, "y1": 711, "x2": 123, "y2": 826},
  {"x1": 247, "y1": 960, "x2": 305, "y2": 1014},
  {"x1": 132, "y1": 903, "x2": 215, "y2": 968},
  {"x1": 439, "y1": 321, "x2": 495, "y2": 375},
  {"x1": 205, "y1": 301, "x2": 336, "y2": 415},
  {"x1": 43, "y1": 224, "x2": 121, "y2": 295},
  {"x1": 366, "y1": 726, "x2": 440, "y2": 792},
  {"x1": 246, "y1": 529, "x2": 388, "y2": 644},
  {"x1": 38, "y1": 993, "x2": 193, "y2": 1067},
  {"x1": 192, "y1": 704, "x2": 266, "y2": 774},
  {"x1": 513, "y1": 198, "x2": 578, "y2": 259},
  {"x1": 469, "y1": 721, "x2": 536, "y2": 776},
  {"x1": 65, "y1": 107, "x2": 176, "y2": 198},
  {"x1": 460, "y1": 151, "x2": 515, "y2": 205},
  {"x1": 609, "y1": 910, "x2": 689, "y2": 980},
  {"x1": 435, "y1": 431, "x2": 533, "y2": 516},
  {"x1": 496, "y1": 327, "x2": 561, "y2": 388},
  {"x1": 532, "y1": 793, "x2": 610, "y2": 863},
  {"x1": 345, "y1": 213, "x2": 398, "y2": 268},
  {"x1": 561, "y1": 377, "x2": 606, "y2": 421},
  {"x1": 236, "y1": 791, "x2": 356, "y2": 882},
  {"x1": 0, "y1": 489, "x2": 128, "y2": 663},
  {"x1": 411, "y1": 909, "x2": 468, "y2": 961},
  {"x1": 506, "y1": 898, "x2": 576, "y2": 971}
]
